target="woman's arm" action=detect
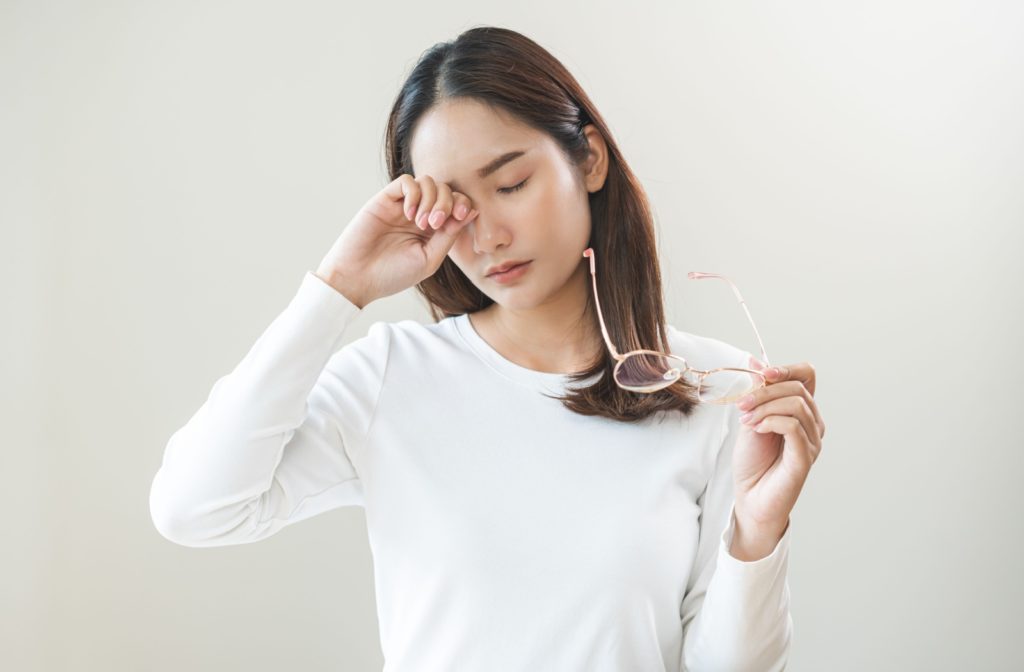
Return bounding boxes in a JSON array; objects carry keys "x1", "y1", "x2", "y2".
[
  {"x1": 678, "y1": 353, "x2": 794, "y2": 672},
  {"x1": 149, "y1": 271, "x2": 390, "y2": 547}
]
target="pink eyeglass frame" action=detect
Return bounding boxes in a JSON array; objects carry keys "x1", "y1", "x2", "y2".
[{"x1": 582, "y1": 247, "x2": 771, "y2": 403}]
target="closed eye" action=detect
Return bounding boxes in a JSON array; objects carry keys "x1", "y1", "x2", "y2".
[{"x1": 498, "y1": 178, "x2": 528, "y2": 194}]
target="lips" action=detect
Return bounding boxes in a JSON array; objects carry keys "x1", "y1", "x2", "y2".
[
  {"x1": 486, "y1": 260, "x2": 531, "y2": 276},
  {"x1": 487, "y1": 261, "x2": 532, "y2": 285}
]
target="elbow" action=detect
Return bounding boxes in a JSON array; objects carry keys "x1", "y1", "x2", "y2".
[
  {"x1": 148, "y1": 471, "x2": 215, "y2": 548},
  {"x1": 149, "y1": 472, "x2": 266, "y2": 548},
  {"x1": 150, "y1": 509, "x2": 195, "y2": 547},
  {"x1": 149, "y1": 475, "x2": 197, "y2": 547}
]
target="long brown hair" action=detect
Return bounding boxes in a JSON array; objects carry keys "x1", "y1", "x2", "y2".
[{"x1": 383, "y1": 25, "x2": 701, "y2": 422}]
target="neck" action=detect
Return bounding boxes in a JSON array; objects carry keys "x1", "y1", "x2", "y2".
[{"x1": 471, "y1": 261, "x2": 604, "y2": 375}]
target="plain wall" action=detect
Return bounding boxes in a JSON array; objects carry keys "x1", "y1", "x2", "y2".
[{"x1": 2, "y1": 1, "x2": 1022, "y2": 670}]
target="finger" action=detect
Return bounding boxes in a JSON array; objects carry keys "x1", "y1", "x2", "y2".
[
  {"x1": 748, "y1": 355, "x2": 768, "y2": 391},
  {"x1": 427, "y1": 183, "x2": 454, "y2": 230},
  {"x1": 752, "y1": 414, "x2": 817, "y2": 469},
  {"x1": 414, "y1": 176, "x2": 438, "y2": 230},
  {"x1": 740, "y1": 378, "x2": 825, "y2": 440},
  {"x1": 762, "y1": 361, "x2": 823, "y2": 434},
  {"x1": 741, "y1": 395, "x2": 822, "y2": 449},
  {"x1": 424, "y1": 208, "x2": 477, "y2": 263},
  {"x1": 764, "y1": 361, "x2": 817, "y2": 396},
  {"x1": 740, "y1": 380, "x2": 803, "y2": 406},
  {"x1": 401, "y1": 175, "x2": 421, "y2": 222},
  {"x1": 384, "y1": 174, "x2": 421, "y2": 223},
  {"x1": 451, "y1": 192, "x2": 474, "y2": 221}
]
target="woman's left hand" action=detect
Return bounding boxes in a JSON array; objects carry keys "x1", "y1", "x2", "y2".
[{"x1": 731, "y1": 357, "x2": 825, "y2": 544}]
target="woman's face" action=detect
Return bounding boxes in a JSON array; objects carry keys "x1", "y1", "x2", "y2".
[{"x1": 408, "y1": 98, "x2": 606, "y2": 312}]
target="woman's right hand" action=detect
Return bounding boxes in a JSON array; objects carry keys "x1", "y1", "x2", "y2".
[{"x1": 315, "y1": 174, "x2": 478, "y2": 308}]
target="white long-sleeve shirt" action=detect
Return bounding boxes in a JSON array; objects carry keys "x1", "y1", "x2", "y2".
[{"x1": 149, "y1": 270, "x2": 793, "y2": 672}]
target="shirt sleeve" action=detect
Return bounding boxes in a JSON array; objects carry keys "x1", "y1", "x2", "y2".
[
  {"x1": 678, "y1": 357, "x2": 794, "y2": 671},
  {"x1": 149, "y1": 271, "x2": 390, "y2": 548}
]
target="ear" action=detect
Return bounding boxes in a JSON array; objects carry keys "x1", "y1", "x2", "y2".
[{"x1": 581, "y1": 124, "x2": 610, "y2": 193}]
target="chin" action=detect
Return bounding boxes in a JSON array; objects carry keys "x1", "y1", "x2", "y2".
[{"x1": 487, "y1": 285, "x2": 558, "y2": 312}]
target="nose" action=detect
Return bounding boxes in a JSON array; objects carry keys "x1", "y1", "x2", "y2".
[{"x1": 470, "y1": 209, "x2": 512, "y2": 255}]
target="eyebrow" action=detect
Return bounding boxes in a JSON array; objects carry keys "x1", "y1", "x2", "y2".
[
  {"x1": 445, "y1": 149, "x2": 527, "y2": 192},
  {"x1": 477, "y1": 150, "x2": 527, "y2": 178}
]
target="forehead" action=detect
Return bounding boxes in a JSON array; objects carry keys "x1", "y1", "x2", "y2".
[{"x1": 409, "y1": 99, "x2": 545, "y2": 185}]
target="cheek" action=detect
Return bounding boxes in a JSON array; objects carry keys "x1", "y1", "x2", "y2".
[
  {"x1": 542, "y1": 194, "x2": 591, "y2": 251},
  {"x1": 538, "y1": 171, "x2": 590, "y2": 232},
  {"x1": 446, "y1": 234, "x2": 476, "y2": 270}
]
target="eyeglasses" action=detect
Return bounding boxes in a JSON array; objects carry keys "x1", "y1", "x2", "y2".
[{"x1": 582, "y1": 247, "x2": 770, "y2": 403}]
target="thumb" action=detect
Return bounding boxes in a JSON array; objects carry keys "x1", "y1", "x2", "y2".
[
  {"x1": 748, "y1": 355, "x2": 767, "y2": 386},
  {"x1": 423, "y1": 210, "x2": 476, "y2": 264}
]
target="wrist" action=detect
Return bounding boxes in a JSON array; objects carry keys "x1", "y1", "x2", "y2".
[
  {"x1": 314, "y1": 267, "x2": 371, "y2": 309},
  {"x1": 729, "y1": 513, "x2": 789, "y2": 562}
]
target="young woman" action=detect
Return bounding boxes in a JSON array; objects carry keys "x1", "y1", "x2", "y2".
[{"x1": 150, "y1": 25, "x2": 825, "y2": 672}]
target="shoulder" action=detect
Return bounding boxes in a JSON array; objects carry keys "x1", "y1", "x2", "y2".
[
  {"x1": 324, "y1": 316, "x2": 461, "y2": 389},
  {"x1": 338, "y1": 315, "x2": 463, "y2": 367},
  {"x1": 377, "y1": 315, "x2": 460, "y2": 349},
  {"x1": 665, "y1": 324, "x2": 752, "y2": 371}
]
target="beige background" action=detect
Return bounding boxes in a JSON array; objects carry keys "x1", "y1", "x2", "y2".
[{"x1": 3, "y1": 1, "x2": 1021, "y2": 670}]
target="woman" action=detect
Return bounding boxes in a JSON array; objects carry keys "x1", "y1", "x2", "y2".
[{"x1": 150, "y1": 25, "x2": 825, "y2": 672}]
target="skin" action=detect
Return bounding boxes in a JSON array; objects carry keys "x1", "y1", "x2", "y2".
[
  {"x1": 730, "y1": 358, "x2": 826, "y2": 561},
  {"x1": 407, "y1": 98, "x2": 609, "y2": 374},
  {"x1": 405, "y1": 98, "x2": 826, "y2": 561}
]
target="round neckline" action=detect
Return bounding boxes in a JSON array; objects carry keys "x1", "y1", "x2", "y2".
[{"x1": 452, "y1": 312, "x2": 603, "y2": 393}]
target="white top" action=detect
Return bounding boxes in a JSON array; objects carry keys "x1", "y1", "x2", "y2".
[{"x1": 150, "y1": 270, "x2": 793, "y2": 672}]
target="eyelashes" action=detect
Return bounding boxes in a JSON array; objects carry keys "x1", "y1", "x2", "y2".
[{"x1": 497, "y1": 178, "x2": 529, "y2": 194}]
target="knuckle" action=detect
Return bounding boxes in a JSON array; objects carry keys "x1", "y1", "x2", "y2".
[
  {"x1": 797, "y1": 397, "x2": 813, "y2": 417},
  {"x1": 416, "y1": 185, "x2": 435, "y2": 206}
]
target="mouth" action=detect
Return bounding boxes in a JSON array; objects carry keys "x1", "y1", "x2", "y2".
[{"x1": 487, "y1": 260, "x2": 532, "y2": 282}]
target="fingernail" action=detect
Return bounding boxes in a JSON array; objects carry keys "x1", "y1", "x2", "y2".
[
  {"x1": 454, "y1": 204, "x2": 468, "y2": 219},
  {"x1": 417, "y1": 212, "x2": 427, "y2": 228},
  {"x1": 739, "y1": 411, "x2": 753, "y2": 423},
  {"x1": 768, "y1": 367, "x2": 781, "y2": 378},
  {"x1": 738, "y1": 394, "x2": 755, "y2": 410},
  {"x1": 429, "y1": 211, "x2": 444, "y2": 228}
]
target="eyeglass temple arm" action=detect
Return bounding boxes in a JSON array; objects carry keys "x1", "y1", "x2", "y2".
[
  {"x1": 582, "y1": 248, "x2": 624, "y2": 361},
  {"x1": 688, "y1": 272, "x2": 770, "y2": 366},
  {"x1": 582, "y1": 249, "x2": 770, "y2": 368}
]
